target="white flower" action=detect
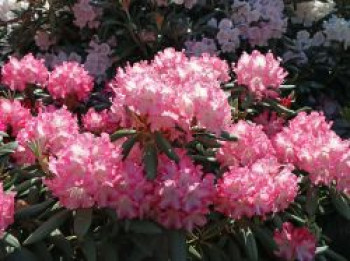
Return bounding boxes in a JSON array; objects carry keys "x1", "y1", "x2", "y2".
[{"x1": 0, "y1": 0, "x2": 28, "y2": 22}]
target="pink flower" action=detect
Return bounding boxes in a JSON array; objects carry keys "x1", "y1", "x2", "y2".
[
  {"x1": 151, "y1": 149, "x2": 215, "y2": 231},
  {"x1": 217, "y1": 121, "x2": 276, "y2": 167},
  {"x1": 215, "y1": 158, "x2": 298, "y2": 219},
  {"x1": 82, "y1": 108, "x2": 119, "y2": 134},
  {"x1": 46, "y1": 133, "x2": 154, "y2": 218},
  {"x1": 34, "y1": 31, "x2": 56, "y2": 51},
  {"x1": 48, "y1": 62, "x2": 94, "y2": 102},
  {"x1": 14, "y1": 107, "x2": 79, "y2": 165},
  {"x1": 110, "y1": 48, "x2": 231, "y2": 140},
  {"x1": 274, "y1": 222, "x2": 316, "y2": 261},
  {"x1": 0, "y1": 99, "x2": 31, "y2": 136},
  {"x1": 233, "y1": 50, "x2": 287, "y2": 99},
  {"x1": 253, "y1": 110, "x2": 285, "y2": 137},
  {"x1": 273, "y1": 112, "x2": 350, "y2": 193},
  {"x1": 1, "y1": 54, "x2": 49, "y2": 91},
  {"x1": 0, "y1": 183, "x2": 15, "y2": 237}
]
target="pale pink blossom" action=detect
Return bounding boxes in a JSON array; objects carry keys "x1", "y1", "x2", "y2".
[
  {"x1": 215, "y1": 158, "x2": 298, "y2": 219},
  {"x1": 110, "y1": 48, "x2": 231, "y2": 140},
  {"x1": 14, "y1": 108, "x2": 79, "y2": 165},
  {"x1": 82, "y1": 108, "x2": 119, "y2": 134},
  {"x1": 217, "y1": 121, "x2": 275, "y2": 167},
  {"x1": 273, "y1": 112, "x2": 350, "y2": 193},
  {"x1": 152, "y1": 149, "x2": 215, "y2": 231},
  {"x1": 0, "y1": 99, "x2": 31, "y2": 136},
  {"x1": 1, "y1": 54, "x2": 49, "y2": 91},
  {"x1": 274, "y1": 222, "x2": 316, "y2": 261},
  {"x1": 48, "y1": 62, "x2": 94, "y2": 102},
  {"x1": 233, "y1": 50, "x2": 287, "y2": 99},
  {"x1": 253, "y1": 110, "x2": 285, "y2": 137}
]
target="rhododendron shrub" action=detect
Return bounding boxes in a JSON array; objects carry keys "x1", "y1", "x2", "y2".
[{"x1": 0, "y1": 0, "x2": 350, "y2": 259}]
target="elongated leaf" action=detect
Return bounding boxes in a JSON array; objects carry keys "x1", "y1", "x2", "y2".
[
  {"x1": 242, "y1": 228, "x2": 258, "y2": 261},
  {"x1": 49, "y1": 235, "x2": 73, "y2": 261},
  {"x1": 0, "y1": 141, "x2": 18, "y2": 156},
  {"x1": 168, "y1": 230, "x2": 187, "y2": 261},
  {"x1": 6, "y1": 248, "x2": 37, "y2": 261},
  {"x1": 252, "y1": 226, "x2": 277, "y2": 252},
  {"x1": 305, "y1": 187, "x2": 319, "y2": 217},
  {"x1": 110, "y1": 129, "x2": 137, "y2": 142},
  {"x1": 220, "y1": 131, "x2": 238, "y2": 141},
  {"x1": 101, "y1": 242, "x2": 119, "y2": 261},
  {"x1": 227, "y1": 239, "x2": 242, "y2": 260},
  {"x1": 74, "y1": 208, "x2": 93, "y2": 239},
  {"x1": 81, "y1": 236, "x2": 97, "y2": 261},
  {"x1": 324, "y1": 249, "x2": 348, "y2": 261},
  {"x1": 129, "y1": 220, "x2": 162, "y2": 234},
  {"x1": 33, "y1": 241, "x2": 53, "y2": 261},
  {"x1": 23, "y1": 209, "x2": 70, "y2": 245},
  {"x1": 331, "y1": 191, "x2": 350, "y2": 220},
  {"x1": 122, "y1": 135, "x2": 138, "y2": 160},
  {"x1": 3, "y1": 233, "x2": 21, "y2": 248},
  {"x1": 155, "y1": 131, "x2": 179, "y2": 163},
  {"x1": 143, "y1": 143, "x2": 158, "y2": 180},
  {"x1": 15, "y1": 199, "x2": 54, "y2": 220}
]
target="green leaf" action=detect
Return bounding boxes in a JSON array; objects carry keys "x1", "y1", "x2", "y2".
[
  {"x1": 100, "y1": 242, "x2": 119, "y2": 261},
  {"x1": 122, "y1": 135, "x2": 138, "y2": 160},
  {"x1": 324, "y1": 249, "x2": 348, "y2": 261},
  {"x1": 252, "y1": 226, "x2": 277, "y2": 252},
  {"x1": 227, "y1": 239, "x2": 242, "y2": 260},
  {"x1": 168, "y1": 230, "x2": 187, "y2": 261},
  {"x1": 6, "y1": 248, "x2": 37, "y2": 261},
  {"x1": 33, "y1": 241, "x2": 53, "y2": 261},
  {"x1": 0, "y1": 141, "x2": 18, "y2": 156},
  {"x1": 242, "y1": 228, "x2": 258, "y2": 261},
  {"x1": 220, "y1": 131, "x2": 238, "y2": 141},
  {"x1": 14, "y1": 178, "x2": 41, "y2": 193},
  {"x1": 331, "y1": 191, "x2": 350, "y2": 220},
  {"x1": 129, "y1": 220, "x2": 162, "y2": 234},
  {"x1": 15, "y1": 199, "x2": 55, "y2": 220},
  {"x1": 189, "y1": 246, "x2": 201, "y2": 260},
  {"x1": 143, "y1": 143, "x2": 158, "y2": 180},
  {"x1": 3, "y1": 233, "x2": 21, "y2": 248},
  {"x1": 155, "y1": 131, "x2": 179, "y2": 163},
  {"x1": 74, "y1": 208, "x2": 93, "y2": 239},
  {"x1": 81, "y1": 236, "x2": 97, "y2": 261},
  {"x1": 49, "y1": 235, "x2": 73, "y2": 261},
  {"x1": 305, "y1": 186, "x2": 319, "y2": 217},
  {"x1": 110, "y1": 129, "x2": 137, "y2": 142},
  {"x1": 23, "y1": 209, "x2": 70, "y2": 245}
]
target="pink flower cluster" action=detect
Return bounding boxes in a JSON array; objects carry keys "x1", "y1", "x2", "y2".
[
  {"x1": 110, "y1": 48, "x2": 231, "y2": 140},
  {"x1": 215, "y1": 158, "x2": 298, "y2": 219},
  {"x1": 14, "y1": 108, "x2": 79, "y2": 165},
  {"x1": 217, "y1": 121, "x2": 275, "y2": 167},
  {"x1": 152, "y1": 150, "x2": 215, "y2": 231},
  {"x1": 48, "y1": 62, "x2": 94, "y2": 102},
  {"x1": 233, "y1": 50, "x2": 288, "y2": 99},
  {"x1": 274, "y1": 112, "x2": 350, "y2": 193},
  {"x1": 1, "y1": 54, "x2": 48, "y2": 91},
  {"x1": 46, "y1": 138, "x2": 214, "y2": 231},
  {"x1": 0, "y1": 99, "x2": 31, "y2": 136},
  {"x1": 274, "y1": 222, "x2": 316, "y2": 261},
  {"x1": 82, "y1": 108, "x2": 119, "y2": 134},
  {"x1": 0, "y1": 183, "x2": 15, "y2": 237}
]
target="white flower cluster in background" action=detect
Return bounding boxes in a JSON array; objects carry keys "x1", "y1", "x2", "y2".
[
  {"x1": 0, "y1": 0, "x2": 28, "y2": 22},
  {"x1": 323, "y1": 15, "x2": 350, "y2": 50},
  {"x1": 290, "y1": 0, "x2": 336, "y2": 27},
  {"x1": 184, "y1": 38, "x2": 218, "y2": 56},
  {"x1": 203, "y1": 0, "x2": 286, "y2": 53}
]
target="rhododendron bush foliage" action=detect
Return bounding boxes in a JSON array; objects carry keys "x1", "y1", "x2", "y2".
[{"x1": 0, "y1": 1, "x2": 350, "y2": 261}]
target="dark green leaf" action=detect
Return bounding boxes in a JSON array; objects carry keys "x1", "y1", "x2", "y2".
[
  {"x1": 168, "y1": 230, "x2": 187, "y2": 261},
  {"x1": 33, "y1": 241, "x2": 53, "y2": 261},
  {"x1": 331, "y1": 191, "x2": 350, "y2": 220},
  {"x1": 0, "y1": 141, "x2": 18, "y2": 156},
  {"x1": 306, "y1": 187, "x2": 319, "y2": 217},
  {"x1": 74, "y1": 208, "x2": 93, "y2": 239},
  {"x1": 110, "y1": 129, "x2": 137, "y2": 142},
  {"x1": 100, "y1": 242, "x2": 119, "y2": 261},
  {"x1": 227, "y1": 239, "x2": 242, "y2": 260},
  {"x1": 23, "y1": 209, "x2": 70, "y2": 245},
  {"x1": 122, "y1": 135, "x2": 138, "y2": 160},
  {"x1": 242, "y1": 228, "x2": 258, "y2": 261},
  {"x1": 81, "y1": 236, "x2": 97, "y2": 261},
  {"x1": 129, "y1": 220, "x2": 162, "y2": 234},
  {"x1": 15, "y1": 199, "x2": 55, "y2": 220},
  {"x1": 6, "y1": 248, "x2": 37, "y2": 261},
  {"x1": 2, "y1": 233, "x2": 20, "y2": 248},
  {"x1": 155, "y1": 131, "x2": 179, "y2": 163},
  {"x1": 143, "y1": 143, "x2": 158, "y2": 180},
  {"x1": 49, "y1": 235, "x2": 73, "y2": 261},
  {"x1": 252, "y1": 226, "x2": 277, "y2": 252},
  {"x1": 324, "y1": 249, "x2": 348, "y2": 261}
]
